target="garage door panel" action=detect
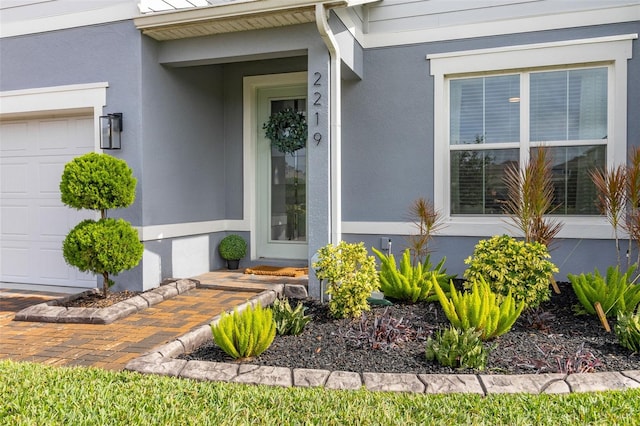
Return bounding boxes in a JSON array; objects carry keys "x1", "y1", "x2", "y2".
[
  {"x1": 40, "y1": 246, "x2": 73, "y2": 280},
  {"x1": 0, "y1": 122, "x2": 32, "y2": 154},
  {"x1": 39, "y1": 161, "x2": 66, "y2": 194},
  {"x1": 1, "y1": 246, "x2": 29, "y2": 279},
  {"x1": 38, "y1": 119, "x2": 70, "y2": 152},
  {"x1": 1, "y1": 205, "x2": 29, "y2": 236},
  {"x1": 0, "y1": 162, "x2": 29, "y2": 194}
]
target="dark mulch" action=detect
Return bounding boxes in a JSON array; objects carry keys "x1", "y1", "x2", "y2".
[
  {"x1": 180, "y1": 281, "x2": 640, "y2": 375},
  {"x1": 60, "y1": 290, "x2": 141, "y2": 309}
]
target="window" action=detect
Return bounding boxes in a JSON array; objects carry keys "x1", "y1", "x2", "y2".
[
  {"x1": 449, "y1": 67, "x2": 607, "y2": 216},
  {"x1": 428, "y1": 34, "x2": 635, "y2": 238}
]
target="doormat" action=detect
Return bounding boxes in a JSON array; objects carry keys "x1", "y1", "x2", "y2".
[{"x1": 244, "y1": 265, "x2": 309, "y2": 278}]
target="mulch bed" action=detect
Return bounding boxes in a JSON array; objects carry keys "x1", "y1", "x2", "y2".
[
  {"x1": 180, "y1": 281, "x2": 640, "y2": 375},
  {"x1": 60, "y1": 290, "x2": 141, "y2": 309}
]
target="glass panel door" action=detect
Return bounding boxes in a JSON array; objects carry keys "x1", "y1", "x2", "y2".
[{"x1": 256, "y1": 85, "x2": 307, "y2": 259}]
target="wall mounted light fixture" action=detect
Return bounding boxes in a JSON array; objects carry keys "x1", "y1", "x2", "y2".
[{"x1": 100, "y1": 113, "x2": 123, "y2": 149}]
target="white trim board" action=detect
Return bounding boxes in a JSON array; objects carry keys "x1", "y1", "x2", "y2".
[{"x1": 336, "y1": 4, "x2": 640, "y2": 49}]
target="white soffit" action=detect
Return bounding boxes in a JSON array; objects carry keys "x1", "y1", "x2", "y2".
[{"x1": 135, "y1": 0, "x2": 376, "y2": 40}]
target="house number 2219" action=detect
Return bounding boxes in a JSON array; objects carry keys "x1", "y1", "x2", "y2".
[{"x1": 312, "y1": 72, "x2": 322, "y2": 146}]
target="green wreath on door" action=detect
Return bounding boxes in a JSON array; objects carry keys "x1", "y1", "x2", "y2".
[{"x1": 263, "y1": 108, "x2": 308, "y2": 155}]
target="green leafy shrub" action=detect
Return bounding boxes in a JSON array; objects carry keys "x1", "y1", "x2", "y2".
[
  {"x1": 615, "y1": 309, "x2": 640, "y2": 352},
  {"x1": 433, "y1": 276, "x2": 525, "y2": 340},
  {"x1": 463, "y1": 235, "x2": 558, "y2": 309},
  {"x1": 63, "y1": 219, "x2": 143, "y2": 297},
  {"x1": 210, "y1": 303, "x2": 276, "y2": 360},
  {"x1": 426, "y1": 327, "x2": 488, "y2": 370},
  {"x1": 372, "y1": 247, "x2": 452, "y2": 303},
  {"x1": 60, "y1": 152, "x2": 136, "y2": 215},
  {"x1": 60, "y1": 153, "x2": 140, "y2": 297},
  {"x1": 313, "y1": 241, "x2": 379, "y2": 319},
  {"x1": 271, "y1": 298, "x2": 311, "y2": 335},
  {"x1": 218, "y1": 234, "x2": 247, "y2": 260},
  {"x1": 568, "y1": 265, "x2": 640, "y2": 317}
]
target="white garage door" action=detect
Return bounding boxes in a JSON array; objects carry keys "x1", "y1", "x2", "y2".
[{"x1": 1, "y1": 115, "x2": 97, "y2": 289}]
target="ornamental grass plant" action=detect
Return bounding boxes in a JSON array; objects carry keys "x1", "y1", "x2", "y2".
[
  {"x1": 432, "y1": 276, "x2": 525, "y2": 340},
  {"x1": 373, "y1": 247, "x2": 451, "y2": 303},
  {"x1": 210, "y1": 303, "x2": 276, "y2": 360}
]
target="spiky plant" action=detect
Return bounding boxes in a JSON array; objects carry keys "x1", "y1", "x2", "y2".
[
  {"x1": 432, "y1": 276, "x2": 525, "y2": 340},
  {"x1": 591, "y1": 165, "x2": 627, "y2": 266},
  {"x1": 373, "y1": 247, "x2": 452, "y2": 303},
  {"x1": 210, "y1": 303, "x2": 276, "y2": 360},
  {"x1": 406, "y1": 197, "x2": 443, "y2": 265},
  {"x1": 503, "y1": 147, "x2": 562, "y2": 248}
]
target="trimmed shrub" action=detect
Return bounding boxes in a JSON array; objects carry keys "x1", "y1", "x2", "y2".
[
  {"x1": 218, "y1": 234, "x2": 247, "y2": 261},
  {"x1": 63, "y1": 219, "x2": 143, "y2": 296},
  {"x1": 426, "y1": 327, "x2": 488, "y2": 370},
  {"x1": 272, "y1": 297, "x2": 311, "y2": 336},
  {"x1": 211, "y1": 303, "x2": 276, "y2": 359},
  {"x1": 433, "y1": 276, "x2": 525, "y2": 340},
  {"x1": 60, "y1": 152, "x2": 136, "y2": 214},
  {"x1": 373, "y1": 247, "x2": 452, "y2": 303},
  {"x1": 463, "y1": 235, "x2": 558, "y2": 309},
  {"x1": 313, "y1": 241, "x2": 379, "y2": 319},
  {"x1": 568, "y1": 265, "x2": 640, "y2": 317}
]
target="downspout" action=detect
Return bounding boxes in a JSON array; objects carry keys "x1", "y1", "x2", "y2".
[{"x1": 315, "y1": 3, "x2": 342, "y2": 245}]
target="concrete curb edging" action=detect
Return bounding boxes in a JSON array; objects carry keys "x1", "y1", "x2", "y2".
[
  {"x1": 124, "y1": 289, "x2": 640, "y2": 395},
  {"x1": 13, "y1": 279, "x2": 198, "y2": 324}
]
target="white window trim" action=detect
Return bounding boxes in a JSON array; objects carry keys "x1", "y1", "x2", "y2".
[{"x1": 428, "y1": 34, "x2": 637, "y2": 240}]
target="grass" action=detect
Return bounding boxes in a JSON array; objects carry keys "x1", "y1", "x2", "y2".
[{"x1": 1, "y1": 360, "x2": 639, "y2": 425}]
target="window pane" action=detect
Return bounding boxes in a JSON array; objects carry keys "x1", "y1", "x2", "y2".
[
  {"x1": 537, "y1": 145, "x2": 606, "y2": 215},
  {"x1": 450, "y1": 75, "x2": 520, "y2": 145},
  {"x1": 530, "y1": 68, "x2": 607, "y2": 142},
  {"x1": 451, "y1": 149, "x2": 519, "y2": 214}
]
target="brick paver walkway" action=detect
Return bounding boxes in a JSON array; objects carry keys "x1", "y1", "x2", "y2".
[{"x1": 0, "y1": 286, "x2": 257, "y2": 370}]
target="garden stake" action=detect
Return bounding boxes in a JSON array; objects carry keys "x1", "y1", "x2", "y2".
[
  {"x1": 550, "y1": 276, "x2": 561, "y2": 294},
  {"x1": 594, "y1": 302, "x2": 611, "y2": 332}
]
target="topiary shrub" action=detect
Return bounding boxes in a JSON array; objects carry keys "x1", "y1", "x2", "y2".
[
  {"x1": 313, "y1": 241, "x2": 379, "y2": 319},
  {"x1": 463, "y1": 235, "x2": 558, "y2": 309},
  {"x1": 210, "y1": 303, "x2": 276, "y2": 360},
  {"x1": 218, "y1": 234, "x2": 247, "y2": 261},
  {"x1": 63, "y1": 219, "x2": 143, "y2": 297},
  {"x1": 426, "y1": 327, "x2": 488, "y2": 370},
  {"x1": 372, "y1": 247, "x2": 452, "y2": 303},
  {"x1": 59, "y1": 153, "x2": 141, "y2": 297},
  {"x1": 433, "y1": 276, "x2": 525, "y2": 340},
  {"x1": 60, "y1": 152, "x2": 136, "y2": 217}
]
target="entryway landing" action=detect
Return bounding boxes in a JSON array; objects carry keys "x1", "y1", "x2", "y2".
[{"x1": 193, "y1": 269, "x2": 308, "y2": 297}]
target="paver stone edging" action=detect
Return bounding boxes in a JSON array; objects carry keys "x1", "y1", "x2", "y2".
[
  {"x1": 13, "y1": 279, "x2": 198, "y2": 324},
  {"x1": 123, "y1": 288, "x2": 640, "y2": 395}
]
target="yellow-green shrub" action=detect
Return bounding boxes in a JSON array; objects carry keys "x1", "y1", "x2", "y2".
[
  {"x1": 210, "y1": 303, "x2": 276, "y2": 359},
  {"x1": 464, "y1": 235, "x2": 558, "y2": 309},
  {"x1": 433, "y1": 276, "x2": 525, "y2": 340},
  {"x1": 313, "y1": 241, "x2": 379, "y2": 319},
  {"x1": 373, "y1": 247, "x2": 452, "y2": 303},
  {"x1": 615, "y1": 309, "x2": 640, "y2": 352},
  {"x1": 426, "y1": 327, "x2": 488, "y2": 370}
]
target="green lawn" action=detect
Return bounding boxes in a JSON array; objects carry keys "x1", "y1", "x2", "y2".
[{"x1": 1, "y1": 360, "x2": 638, "y2": 425}]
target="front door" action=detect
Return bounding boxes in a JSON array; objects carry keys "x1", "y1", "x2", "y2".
[{"x1": 256, "y1": 84, "x2": 307, "y2": 259}]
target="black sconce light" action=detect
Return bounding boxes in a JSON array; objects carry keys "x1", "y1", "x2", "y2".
[{"x1": 100, "y1": 113, "x2": 123, "y2": 150}]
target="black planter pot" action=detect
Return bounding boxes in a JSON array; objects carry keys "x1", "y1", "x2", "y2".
[{"x1": 226, "y1": 259, "x2": 240, "y2": 270}]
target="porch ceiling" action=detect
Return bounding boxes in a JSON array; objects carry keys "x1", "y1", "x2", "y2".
[{"x1": 135, "y1": 0, "x2": 370, "y2": 41}]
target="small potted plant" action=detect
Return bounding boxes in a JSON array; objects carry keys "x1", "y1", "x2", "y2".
[{"x1": 218, "y1": 234, "x2": 247, "y2": 270}]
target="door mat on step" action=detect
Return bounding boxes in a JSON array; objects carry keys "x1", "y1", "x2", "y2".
[{"x1": 244, "y1": 265, "x2": 309, "y2": 277}]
